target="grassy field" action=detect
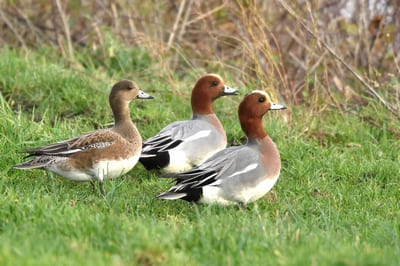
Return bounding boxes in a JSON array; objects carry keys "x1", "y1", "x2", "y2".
[
  {"x1": 0, "y1": 1, "x2": 400, "y2": 265},
  {"x1": 0, "y1": 46, "x2": 399, "y2": 266}
]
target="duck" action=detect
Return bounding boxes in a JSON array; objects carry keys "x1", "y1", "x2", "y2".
[
  {"x1": 157, "y1": 90, "x2": 286, "y2": 205},
  {"x1": 13, "y1": 80, "x2": 153, "y2": 195},
  {"x1": 139, "y1": 74, "x2": 238, "y2": 173}
]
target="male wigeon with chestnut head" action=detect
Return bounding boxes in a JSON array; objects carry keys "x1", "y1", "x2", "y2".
[
  {"x1": 13, "y1": 80, "x2": 153, "y2": 195},
  {"x1": 157, "y1": 90, "x2": 286, "y2": 205},
  {"x1": 139, "y1": 74, "x2": 238, "y2": 173}
]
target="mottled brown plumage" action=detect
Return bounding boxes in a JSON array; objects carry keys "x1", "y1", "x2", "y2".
[{"x1": 13, "y1": 80, "x2": 153, "y2": 195}]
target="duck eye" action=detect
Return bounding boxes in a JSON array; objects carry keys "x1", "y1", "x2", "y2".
[
  {"x1": 211, "y1": 80, "x2": 218, "y2": 86},
  {"x1": 258, "y1": 97, "x2": 265, "y2": 103},
  {"x1": 127, "y1": 85, "x2": 133, "y2": 90}
]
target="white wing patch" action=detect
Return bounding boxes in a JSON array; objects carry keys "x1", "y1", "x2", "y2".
[
  {"x1": 55, "y1": 142, "x2": 113, "y2": 155},
  {"x1": 84, "y1": 142, "x2": 113, "y2": 150},
  {"x1": 227, "y1": 163, "x2": 258, "y2": 178},
  {"x1": 56, "y1": 149, "x2": 84, "y2": 155},
  {"x1": 184, "y1": 130, "x2": 211, "y2": 142}
]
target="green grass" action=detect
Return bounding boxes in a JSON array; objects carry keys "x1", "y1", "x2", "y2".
[{"x1": 0, "y1": 48, "x2": 399, "y2": 266}]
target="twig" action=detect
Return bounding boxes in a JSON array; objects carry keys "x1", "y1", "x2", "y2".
[
  {"x1": 0, "y1": 9, "x2": 27, "y2": 52},
  {"x1": 177, "y1": 0, "x2": 194, "y2": 42},
  {"x1": 285, "y1": 26, "x2": 312, "y2": 53},
  {"x1": 167, "y1": 0, "x2": 186, "y2": 50},
  {"x1": 185, "y1": 4, "x2": 225, "y2": 27},
  {"x1": 54, "y1": 0, "x2": 74, "y2": 61},
  {"x1": 276, "y1": 0, "x2": 399, "y2": 117},
  {"x1": 289, "y1": 52, "x2": 307, "y2": 71},
  {"x1": 51, "y1": 2, "x2": 63, "y2": 57},
  {"x1": 323, "y1": 60, "x2": 343, "y2": 114},
  {"x1": 111, "y1": 2, "x2": 120, "y2": 33},
  {"x1": 128, "y1": 14, "x2": 139, "y2": 45},
  {"x1": 14, "y1": 8, "x2": 45, "y2": 46},
  {"x1": 392, "y1": 44, "x2": 400, "y2": 76},
  {"x1": 392, "y1": 45, "x2": 400, "y2": 109},
  {"x1": 308, "y1": 51, "x2": 328, "y2": 74}
]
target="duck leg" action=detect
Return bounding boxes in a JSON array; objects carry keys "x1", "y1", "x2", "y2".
[
  {"x1": 237, "y1": 202, "x2": 249, "y2": 210},
  {"x1": 99, "y1": 180, "x2": 106, "y2": 196},
  {"x1": 90, "y1": 181, "x2": 96, "y2": 192}
]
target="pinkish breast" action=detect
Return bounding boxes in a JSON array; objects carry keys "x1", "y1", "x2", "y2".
[
  {"x1": 201, "y1": 114, "x2": 227, "y2": 143},
  {"x1": 258, "y1": 136, "x2": 281, "y2": 179}
]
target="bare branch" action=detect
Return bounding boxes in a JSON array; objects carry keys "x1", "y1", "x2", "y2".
[
  {"x1": 0, "y1": 9, "x2": 27, "y2": 52},
  {"x1": 167, "y1": 0, "x2": 187, "y2": 50},
  {"x1": 54, "y1": 0, "x2": 74, "y2": 61},
  {"x1": 276, "y1": 0, "x2": 399, "y2": 117}
]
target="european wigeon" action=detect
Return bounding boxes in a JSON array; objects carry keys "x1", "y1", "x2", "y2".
[
  {"x1": 157, "y1": 90, "x2": 286, "y2": 205},
  {"x1": 139, "y1": 74, "x2": 238, "y2": 173},
  {"x1": 13, "y1": 80, "x2": 153, "y2": 195}
]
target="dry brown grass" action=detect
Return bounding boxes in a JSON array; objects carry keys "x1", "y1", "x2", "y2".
[{"x1": 1, "y1": 0, "x2": 399, "y2": 118}]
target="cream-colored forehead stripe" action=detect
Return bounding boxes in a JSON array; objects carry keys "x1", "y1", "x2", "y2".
[
  {"x1": 249, "y1": 90, "x2": 271, "y2": 101},
  {"x1": 208, "y1": 73, "x2": 223, "y2": 80}
]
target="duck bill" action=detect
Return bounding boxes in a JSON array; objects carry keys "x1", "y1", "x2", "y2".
[
  {"x1": 137, "y1": 90, "x2": 154, "y2": 99},
  {"x1": 269, "y1": 102, "x2": 286, "y2": 110},
  {"x1": 222, "y1": 85, "x2": 238, "y2": 96}
]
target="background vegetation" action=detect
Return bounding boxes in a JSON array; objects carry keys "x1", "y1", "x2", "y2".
[{"x1": 0, "y1": 0, "x2": 399, "y2": 265}]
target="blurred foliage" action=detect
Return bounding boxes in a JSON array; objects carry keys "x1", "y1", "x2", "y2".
[{"x1": 0, "y1": 0, "x2": 399, "y2": 118}]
